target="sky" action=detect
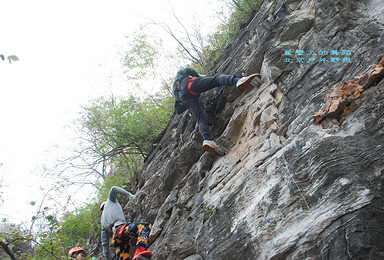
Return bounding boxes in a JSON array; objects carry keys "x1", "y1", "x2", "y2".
[{"x1": 0, "y1": 0, "x2": 225, "y2": 225}]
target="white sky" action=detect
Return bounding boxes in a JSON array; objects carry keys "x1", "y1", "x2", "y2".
[{"x1": 0, "y1": 0, "x2": 226, "y2": 225}]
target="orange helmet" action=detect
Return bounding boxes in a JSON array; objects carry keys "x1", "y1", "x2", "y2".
[{"x1": 68, "y1": 247, "x2": 85, "y2": 256}]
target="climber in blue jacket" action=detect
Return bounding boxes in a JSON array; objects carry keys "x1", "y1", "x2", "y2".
[
  {"x1": 172, "y1": 67, "x2": 261, "y2": 156},
  {"x1": 100, "y1": 186, "x2": 152, "y2": 260}
]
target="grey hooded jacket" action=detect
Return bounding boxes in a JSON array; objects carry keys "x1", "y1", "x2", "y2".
[{"x1": 101, "y1": 186, "x2": 134, "y2": 260}]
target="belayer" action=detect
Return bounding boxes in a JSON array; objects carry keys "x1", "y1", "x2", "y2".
[
  {"x1": 68, "y1": 247, "x2": 98, "y2": 260},
  {"x1": 101, "y1": 186, "x2": 152, "y2": 260},
  {"x1": 68, "y1": 247, "x2": 87, "y2": 260},
  {"x1": 172, "y1": 68, "x2": 262, "y2": 156}
]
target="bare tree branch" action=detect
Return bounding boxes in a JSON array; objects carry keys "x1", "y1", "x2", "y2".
[
  {"x1": 167, "y1": 0, "x2": 203, "y2": 62},
  {"x1": 146, "y1": 19, "x2": 203, "y2": 66}
]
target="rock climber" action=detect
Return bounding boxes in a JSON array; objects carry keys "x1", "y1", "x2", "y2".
[
  {"x1": 172, "y1": 67, "x2": 262, "y2": 156},
  {"x1": 101, "y1": 186, "x2": 152, "y2": 260}
]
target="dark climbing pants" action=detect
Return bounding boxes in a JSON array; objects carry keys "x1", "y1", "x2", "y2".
[
  {"x1": 112, "y1": 222, "x2": 152, "y2": 260},
  {"x1": 179, "y1": 75, "x2": 237, "y2": 140}
]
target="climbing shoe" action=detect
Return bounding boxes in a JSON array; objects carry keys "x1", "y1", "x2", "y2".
[
  {"x1": 202, "y1": 140, "x2": 224, "y2": 157},
  {"x1": 236, "y1": 73, "x2": 262, "y2": 91},
  {"x1": 132, "y1": 247, "x2": 152, "y2": 260}
]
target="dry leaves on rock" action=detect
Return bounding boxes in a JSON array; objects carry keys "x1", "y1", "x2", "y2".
[
  {"x1": 367, "y1": 62, "x2": 384, "y2": 78},
  {"x1": 313, "y1": 56, "x2": 384, "y2": 124}
]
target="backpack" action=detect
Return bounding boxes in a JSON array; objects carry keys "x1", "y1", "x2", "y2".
[
  {"x1": 173, "y1": 68, "x2": 200, "y2": 114},
  {"x1": 111, "y1": 224, "x2": 129, "y2": 247},
  {"x1": 173, "y1": 81, "x2": 188, "y2": 114}
]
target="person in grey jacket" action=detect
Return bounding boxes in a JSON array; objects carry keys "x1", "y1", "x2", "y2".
[{"x1": 101, "y1": 186, "x2": 152, "y2": 260}]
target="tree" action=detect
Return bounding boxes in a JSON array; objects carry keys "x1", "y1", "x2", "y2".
[
  {"x1": 45, "y1": 90, "x2": 173, "y2": 193},
  {"x1": 36, "y1": 30, "x2": 179, "y2": 196},
  {"x1": 79, "y1": 93, "x2": 172, "y2": 168},
  {"x1": 0, "y1": 223, "x2": 34, "y2": 259}
]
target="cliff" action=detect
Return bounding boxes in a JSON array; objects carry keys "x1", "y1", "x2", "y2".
[{"x1": 125, "y1": 0, "x2": 384, "y2": 259}]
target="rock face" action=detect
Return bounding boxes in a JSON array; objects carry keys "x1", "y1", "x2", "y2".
[{"x1": 125, "y1": 0, "x2": 384, "y2": 259}]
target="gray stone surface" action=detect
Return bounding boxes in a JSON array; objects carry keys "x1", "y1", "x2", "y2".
[{"x1": 124, "y1": 0, "x2": 384, "y2": 259}]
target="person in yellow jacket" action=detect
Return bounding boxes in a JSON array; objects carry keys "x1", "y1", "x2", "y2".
[{"x1": 100, "y1": 186, "x2": 152, "y2": 260}]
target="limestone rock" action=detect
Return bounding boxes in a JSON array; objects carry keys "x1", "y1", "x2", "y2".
[
  {"x1": 279, "y1": 8, "x2": 315, "y2": 42},
  {"x1": 124, "y1": 0, "x2": 384, "y2": 259}
]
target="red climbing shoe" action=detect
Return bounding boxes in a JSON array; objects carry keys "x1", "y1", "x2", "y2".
[
  {"x1": 236, "y1": 73, "x2": 262, "y2": 91},
  {"x1": 202, "y1": 140, "x2": 224, "y2": 157},
  {"x1": 132, "y1": 247, "x2": 152, "y2": 260}
]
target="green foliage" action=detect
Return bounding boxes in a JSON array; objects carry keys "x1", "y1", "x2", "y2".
[
  {"x1": 59, "y1": 202, "x2": 100, "y2": 247},
  {"x1": 0, "y1": 224, "x2": 34, "y2": 259},
  {"x1": 31, "y1": 202, "x2": 100, "y2": 259},
  {"x1": 123, "y1": 32, "x2": 162, "y2": 80},
  {"x1": 82, "y1": 92, "x2": 172, "y2": 161},
  {"x1": 32, "y1": 227, "x2": 67, "y2": 260},
  {"x1": 121, "y1": 29, "x2": 188, "y2": 95}
]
